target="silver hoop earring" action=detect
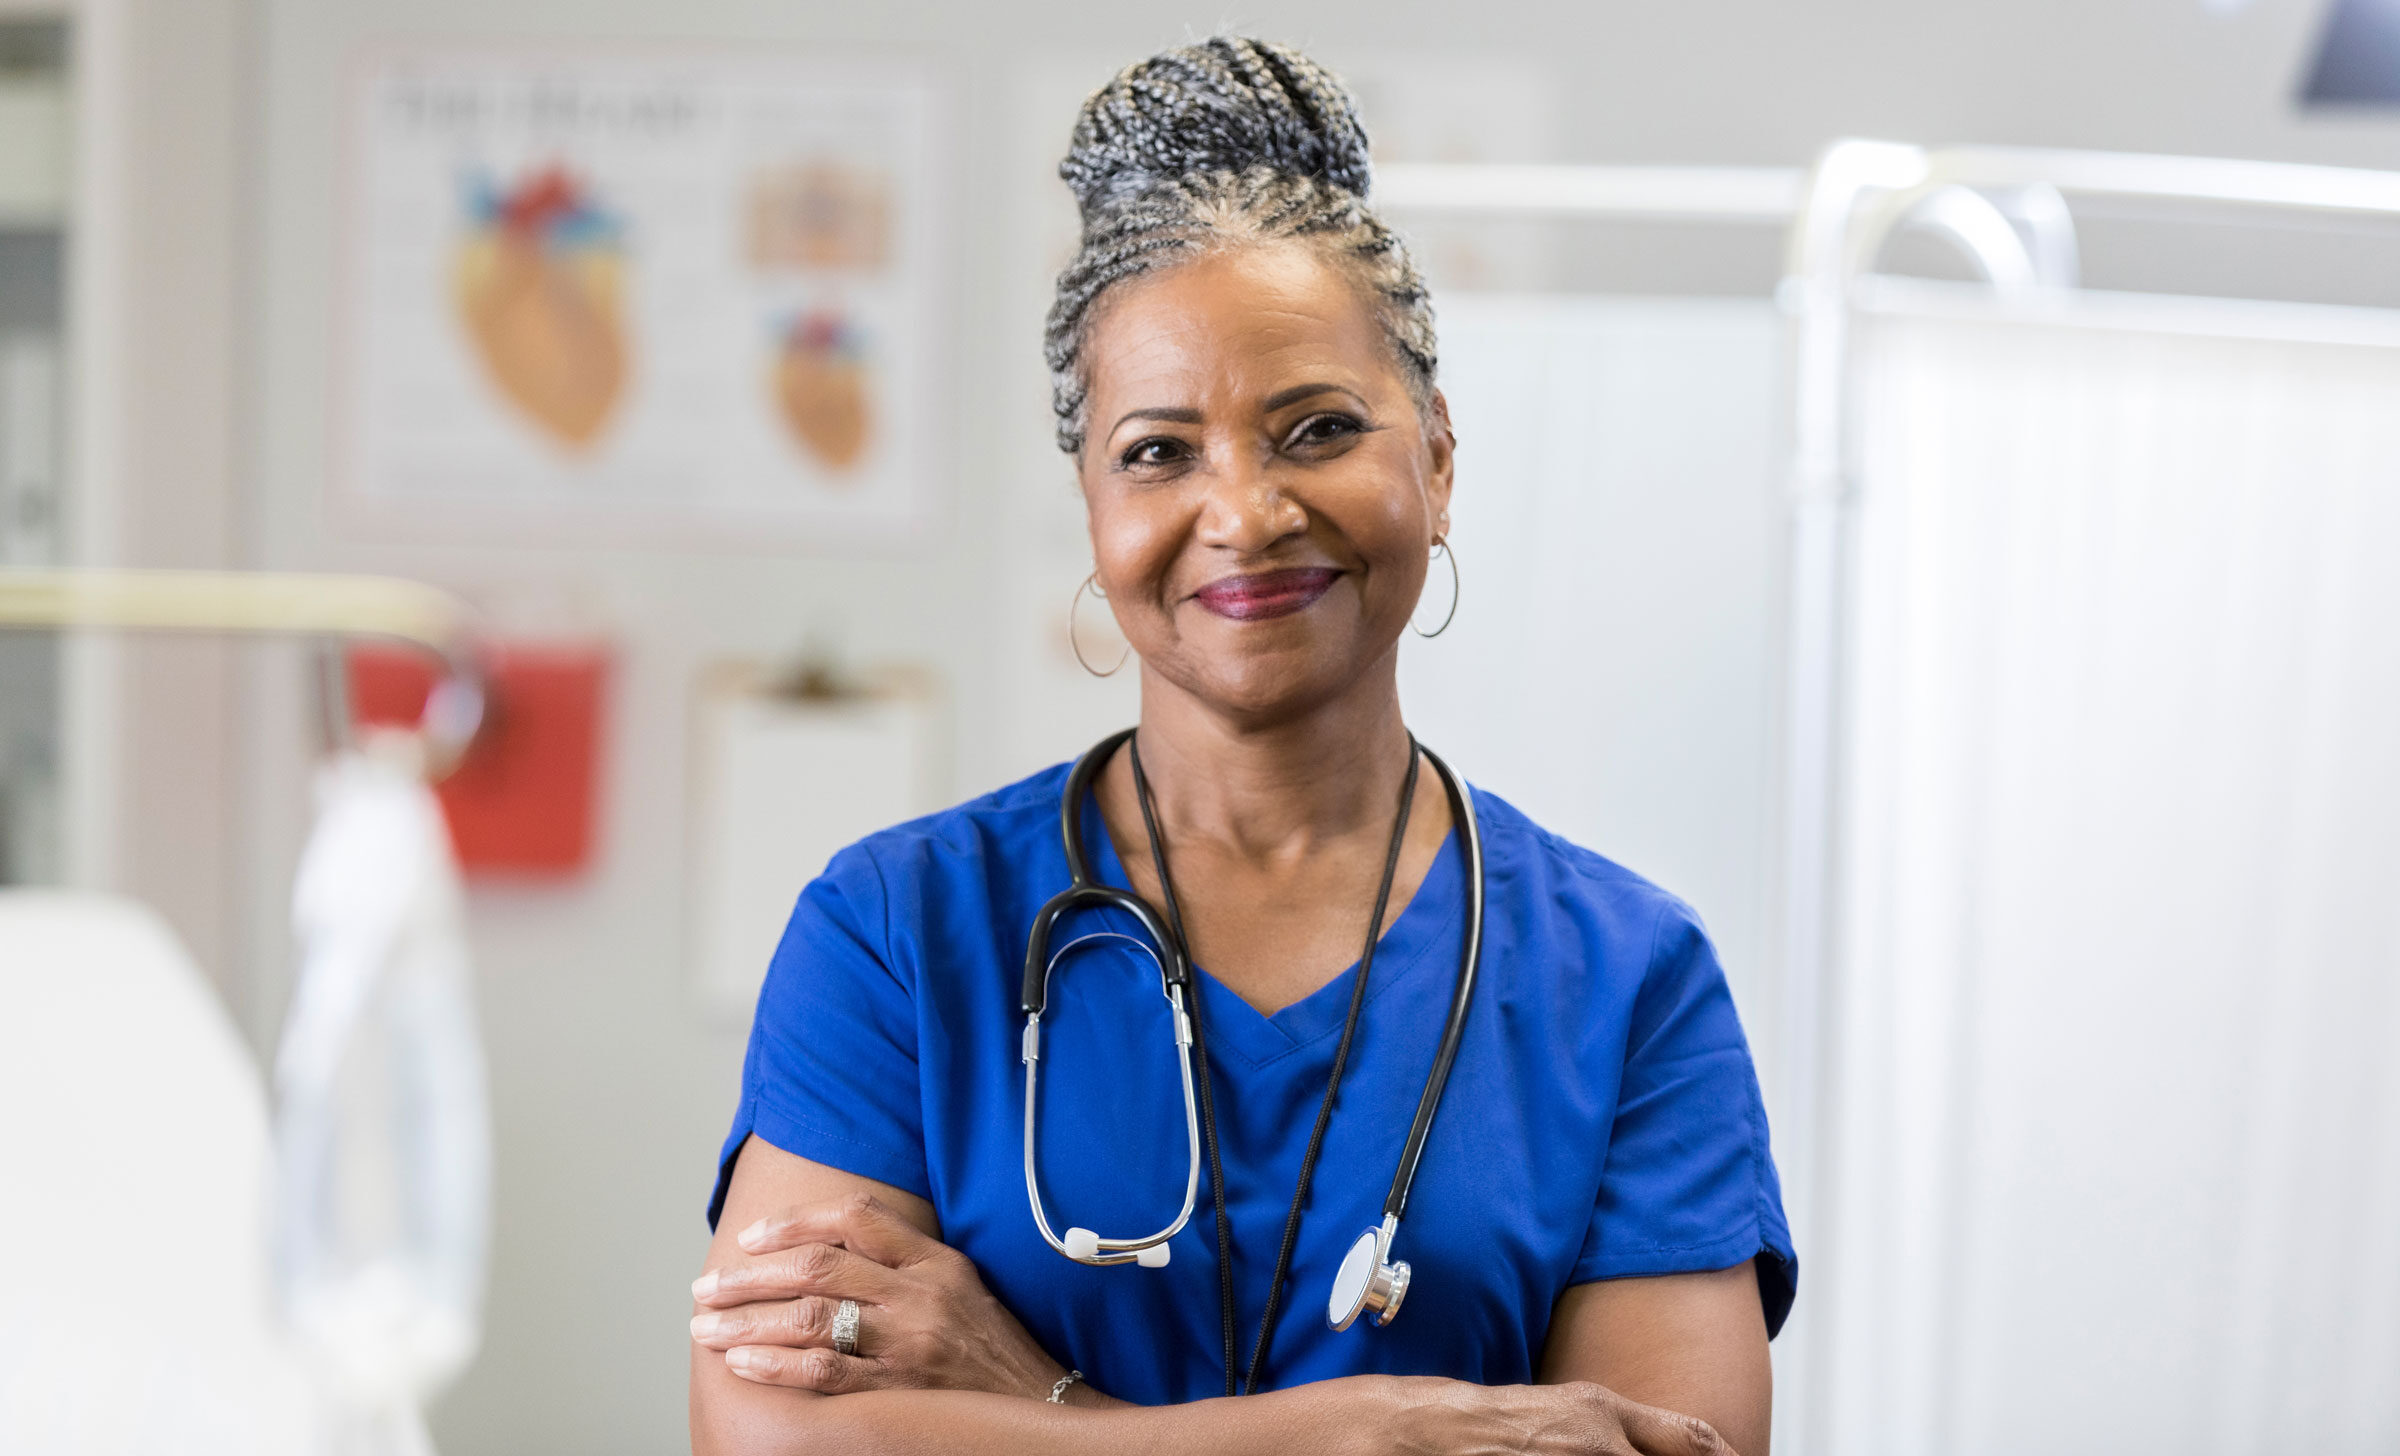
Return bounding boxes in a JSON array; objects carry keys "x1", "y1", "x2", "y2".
[
  {"x1": 1412, "y1": 536, "x2": 1460, "y2": 638},
  {"x1": 1069, "y1": 572, "x2": 1131, "y2": 677}
]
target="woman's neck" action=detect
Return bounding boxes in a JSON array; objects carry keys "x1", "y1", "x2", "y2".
[{"x1": 1128, "y1": 657, "x2": 1415, "y2": 863}]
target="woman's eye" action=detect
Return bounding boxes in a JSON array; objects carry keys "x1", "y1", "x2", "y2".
[
  {"x1": 1288, "y1": 413, "x2": 1363, "y2": 449},
  {"x1": 1119, "y1": 437, "x2": 1189, "y2": 469}
]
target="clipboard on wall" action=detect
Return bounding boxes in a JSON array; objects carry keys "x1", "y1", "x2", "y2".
[{"x1": 686, "y1": 660, "x2": 942, "y2": 1020}]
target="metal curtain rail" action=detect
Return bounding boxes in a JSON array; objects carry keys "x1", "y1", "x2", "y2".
[{"x1": 0, "y1": 567, "x2": 487, "y2": 775}]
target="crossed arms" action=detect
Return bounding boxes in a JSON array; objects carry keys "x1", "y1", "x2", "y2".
[{"x1": 690, "y1": 1136, "x2": 1771, "y2": 1456}]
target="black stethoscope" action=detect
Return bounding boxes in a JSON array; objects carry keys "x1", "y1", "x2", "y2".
[{"x1": 1020, "y1": 727, "x2": 1484, "y2": 1394}]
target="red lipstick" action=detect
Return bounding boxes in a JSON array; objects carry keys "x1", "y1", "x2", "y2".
[{"x1": 1194, "y1": 567, "x2": 1341, "y2": 621}]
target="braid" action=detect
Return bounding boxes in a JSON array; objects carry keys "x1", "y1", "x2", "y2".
[{"x1": 1045, "y1": 38, "x2": 1438, "y2": 456}]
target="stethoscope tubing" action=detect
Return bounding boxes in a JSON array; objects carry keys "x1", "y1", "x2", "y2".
[
  {"x1": 1022, "y1": 929, "x2": 1203, "y2": 1264},
  {"x1": 1020, "y1": 727, "x2": 1483, "y2": 1299},
  {"x1": 1379, "y1": 741, "x2": 1483, "y2": 1225},
  {"x1": 1021, "y1": 732, "x2": 1204, "y2": 1264}
]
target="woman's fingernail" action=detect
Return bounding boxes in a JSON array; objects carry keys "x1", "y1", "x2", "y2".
[
  {"x1": 738, "y1": 1218, "x2": 770, "y2": 1248},
  {"x1": 691, "y1": 1271, "x2": 719, "y2": 1299},
  {"x1": 727, "y1": 1347, "x2": 764, "y2": 1373},
  {"x1": 690, "y1": 1313, "x2": 724, "y2": 1340}
]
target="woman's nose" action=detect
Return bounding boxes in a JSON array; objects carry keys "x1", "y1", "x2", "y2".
[{"x1": 1193, "y1": 451, "x2": 1307, "y2": 553}]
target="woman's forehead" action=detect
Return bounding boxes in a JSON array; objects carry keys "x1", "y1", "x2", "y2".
[{"x1": 1086, "y1": 245, "x2": 1392, "y2": 406}]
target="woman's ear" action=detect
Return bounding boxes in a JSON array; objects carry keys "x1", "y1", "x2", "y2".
[{"x1": 1425, "y1": 389, "x2": 1457, "y2": 535}]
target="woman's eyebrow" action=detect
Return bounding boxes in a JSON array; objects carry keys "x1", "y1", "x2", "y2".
[
  {"x1": 1261, "y1": 382, "x2": 1362, "y2": 412},
  {"x1": 1110, "y1": 405, "x2": 1204, "y2": 434}
]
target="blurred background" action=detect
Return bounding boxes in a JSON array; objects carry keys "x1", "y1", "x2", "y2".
[{"x1": 1, "y1": 0, "x2": 2396, "y2": 1453}]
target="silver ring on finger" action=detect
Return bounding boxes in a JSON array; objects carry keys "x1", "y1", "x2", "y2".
[{"x1": 832, "y1": 1298, "x2": 860, "y2": 1357}]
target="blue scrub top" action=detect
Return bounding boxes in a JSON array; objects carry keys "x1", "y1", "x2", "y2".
[{"x1": 711, "y1": 760, "x2": 1795, "y2": 1403}]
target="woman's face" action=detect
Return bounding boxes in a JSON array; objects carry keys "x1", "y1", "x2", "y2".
[{"x1": 1077, "y1": 242, "x2": 1454, "y2": 727}]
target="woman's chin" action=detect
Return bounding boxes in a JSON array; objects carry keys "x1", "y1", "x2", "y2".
[
  {"x1": 1182, "y1": 649, "x2": 1365, "y2": 727},
  {"x1": 1146, "y1": 604, "x2": 1399, "y2": 724}
]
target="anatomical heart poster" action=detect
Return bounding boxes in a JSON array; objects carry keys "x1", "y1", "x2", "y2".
[{"x1": 341, "y1": 51, "x2": 942, "y2": 542}]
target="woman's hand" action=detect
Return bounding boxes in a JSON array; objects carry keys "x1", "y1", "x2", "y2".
[
  {"x1": 1375, "y1": 1375, "x2": 1736, "y2": 1456},
  {"x1": 691, "y1": 1191, "x2": 1107, "y2": 1406}
]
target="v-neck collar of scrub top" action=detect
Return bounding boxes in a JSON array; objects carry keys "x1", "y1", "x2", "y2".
[{"x1": 1074, "y1": 786, "x2": 1465, "y2": 1073}]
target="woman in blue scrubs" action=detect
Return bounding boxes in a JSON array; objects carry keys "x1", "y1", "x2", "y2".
[{"x1": 691, "y1": 37, "x2": 1793, "y2": 1456}]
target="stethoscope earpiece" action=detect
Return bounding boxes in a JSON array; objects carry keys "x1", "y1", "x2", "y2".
[{"x1": 1059, "y1": 1225, "x2": 1168, "y2": 1267}]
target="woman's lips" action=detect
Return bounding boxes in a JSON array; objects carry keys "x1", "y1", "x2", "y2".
[{"x1": 1193, "y1": 567, "x2": 1342, "y2": 622}]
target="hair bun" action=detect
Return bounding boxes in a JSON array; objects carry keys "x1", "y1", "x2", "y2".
[{"x1": 1060, "y1": 37, "x2": 1374, "y2": 218}]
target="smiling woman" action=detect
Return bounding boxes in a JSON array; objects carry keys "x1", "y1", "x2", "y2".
[
  {"x1": 1077, "y1": 241, "x2": 1450, "y2": 733},
  {"x1": 690, "y1": 36, "x2": 1792, "y2": 1456}
]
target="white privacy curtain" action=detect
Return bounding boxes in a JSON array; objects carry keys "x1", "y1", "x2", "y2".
[
  {"x1": 1402, "y1": 296, "x2": 1783, "y2": 1014},
  {"x1": 1813, "y1": 284, "x2": 2400, "y2": 1454}
]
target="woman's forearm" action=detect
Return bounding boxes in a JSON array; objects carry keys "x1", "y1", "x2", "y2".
[{"x1": 696, "y1": 1374, "x2": 1406, "y2": 1456}]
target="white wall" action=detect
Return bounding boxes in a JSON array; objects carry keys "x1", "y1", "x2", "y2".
[
  {"x1": 1401, "y1": 296, "x2": 1784, "y2": 1025},
  {"x1": 70, "y1": 0, "x2": 2399, "y2": 1450}
]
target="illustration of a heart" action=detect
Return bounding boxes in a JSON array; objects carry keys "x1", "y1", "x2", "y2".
[
  {"x1": 746, "y1": 160, "x2": 891, "y2": 270},
  {"x1": 454, "y1": 164, "x2": 628, "y2": 451},
  {"x1": 772, "y1": 309, "x2": 872, "y2": 472}
]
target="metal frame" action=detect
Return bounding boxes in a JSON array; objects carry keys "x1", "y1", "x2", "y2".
[
  {"x1": 0, "y1": 567, "x2": 487, "y2": 776},
  {"x1": 1776, "y1": 143, "x2": 2400, "y2": 1139}
]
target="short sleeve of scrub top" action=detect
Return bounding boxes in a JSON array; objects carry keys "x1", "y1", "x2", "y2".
[{"x1": 712, "y1": 764, "x2": 1796, "y2": 1405}]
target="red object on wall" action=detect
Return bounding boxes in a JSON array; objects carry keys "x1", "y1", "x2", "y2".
[{"x1": 348, "y1": 641, "x2": 611, "y2": 878}]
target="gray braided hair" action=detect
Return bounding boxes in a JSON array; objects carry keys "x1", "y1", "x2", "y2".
[{"x1": 1044, "y1": 37, "x2": 1438, "y2": 456}]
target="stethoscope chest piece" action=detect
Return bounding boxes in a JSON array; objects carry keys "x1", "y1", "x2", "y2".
[{"x1": 1327, "y1": 1217, "x2": 1411, "y2": 1331}]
